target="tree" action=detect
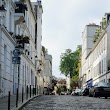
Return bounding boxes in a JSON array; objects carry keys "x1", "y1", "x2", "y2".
[
  {"x1": 59, "y1": 45, "x2": 82, "y2": 88},
  {"x1": 59, "y1": 49, "x2": 75, "y2": 77},
  {"x1": 59, "y1": 45, "x2": 82, "y2": 77}
]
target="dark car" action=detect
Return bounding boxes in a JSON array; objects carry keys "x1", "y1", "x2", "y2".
[
  {"x1": 82, "y1": 87, "x2": 89, "y2": 96},
  {"x1": 66, "y1": 91, "x2": 71, "y2": 95},
  {"x1": 89, "y1": 82, "x2": 110, "y2": 99}
]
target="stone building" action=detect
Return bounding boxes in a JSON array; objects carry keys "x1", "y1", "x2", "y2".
[{"x1": 0, "y1": 0, "x2": 44, "y2": 97}]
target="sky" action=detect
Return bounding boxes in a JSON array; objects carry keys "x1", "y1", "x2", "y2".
[{"x1": 31, "y1": 0, "x2": 110, "y2": 79}]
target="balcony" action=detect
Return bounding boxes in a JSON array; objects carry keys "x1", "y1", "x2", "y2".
[
  {"x1": 0, "y1": 5, "x2": 6, "y2": 11},
  {"x1": 14, "y1": 2, "x2": 28, "y2": 24},
  {"x1": 15, "y1": 2, "x2": 27, "y2": 14}
]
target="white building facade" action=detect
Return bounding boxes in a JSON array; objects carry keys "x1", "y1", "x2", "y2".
[
  {"x1": 0, "y1": 0, "x2": 43, "y2": 97},
  {"x1": 44, "y1": 51, "x2": 52, "y2": 90},
  {"x1": 80, "y1": 13, "x2": 110, "y2": 88}
]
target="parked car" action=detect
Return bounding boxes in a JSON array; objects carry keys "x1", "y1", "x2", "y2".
[
  {"x1": 66, "y1": 91, "x2": 71, "y2": 95},
  {"x1": 74, "y1": 88, "x2": 81, "y2": 96},
  {"x1": 79, "y1": 88, "x2": 84, "y2": 96},
  {"x1": 89, "y1": 82, "x2": 110, "y2": 99},
  {"x1": 82, "y1": 87, "x2": 89, "y2": 96},
  {"x1": 60, "y1": 92, "x2": 65, "y2": 95},
  {"x1": 71, "y1": 91, "x2": 75, "y2": 96}
]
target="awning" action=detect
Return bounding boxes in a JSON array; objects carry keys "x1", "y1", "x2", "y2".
[{"x1": 86, "y1": 79, "x2": 92, "y2": 88}]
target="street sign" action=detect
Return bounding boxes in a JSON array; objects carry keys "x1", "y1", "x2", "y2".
[
  {"x1": 13, "y1": 49, "x2": 20, "y2": 56},
  {"x1": 12, "y1": 57, "x2": 21, "y2": 64}
]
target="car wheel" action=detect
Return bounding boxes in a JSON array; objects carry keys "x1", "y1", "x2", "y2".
[
  {"x1": 105, "y1": 97, "x2": 107, "y2": 99},
  {"x1": 89, "y1": 93, "x2": 92, "y2": 97}
]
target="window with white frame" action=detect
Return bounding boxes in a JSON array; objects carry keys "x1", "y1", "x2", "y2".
[
  {"x1": 10, "y1": 51, "x2": 12, "y2": 75},
  {"x1": 4, "y1": 45, "x2": 7, "y2": 76},
  {"x1": 104, "y1": 58, "x2": 106, "y2": 72},
  {"x1": 99, "y1": 61, "x2": 101, "y2": 74},
  {"x1": 104, "y1": 37, "x2": 105, "y2": 50},
  {"x1": 9, "y1": 11, "x2": 12, "y2": 32},
  {"x1": 102, "y1": 60, "x2": 103, "y2": 74}
]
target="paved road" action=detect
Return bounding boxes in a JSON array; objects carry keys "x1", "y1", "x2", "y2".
[{"x1": 22, "y1": 95, "x2": 110, "y2": 110}]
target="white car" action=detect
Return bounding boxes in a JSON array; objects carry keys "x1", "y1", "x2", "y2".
[
  {"x1": 71, "y1": 91, "x2": 75, "y2": 95},
  {"x1": 74, "y1": 89, "x2": 81, "y2": 96}
]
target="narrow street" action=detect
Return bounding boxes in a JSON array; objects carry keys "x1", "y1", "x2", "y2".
[{"x1": 22, "y1": 95, "x2": 110, "y2": 110}]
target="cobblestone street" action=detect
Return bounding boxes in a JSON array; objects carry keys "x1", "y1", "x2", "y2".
[{"x1": 22, "y1": 95, "x2": 110, "y2": 110}]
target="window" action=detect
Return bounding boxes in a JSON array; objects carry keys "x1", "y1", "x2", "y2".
[
  {"x1": 9, "y1": 11, "x2": 12, "y2": 32},
  {"x1": 10, "y1": 51, "x2": 12, "y2": 75},
  {"x1": 4, "y1": 45, "x2": 7, "y2": 76},
  {"x1": 102, "y1": 60, "x2": 103, "y2": 74},
  {"x1": 27, "y1": 66, "x2": 29, "y2": 84},
  {"x1": 104, "y1": 58, "x2": 106, "y2": 72},
  {"x1": 23, "y1": 65, "x2": 24, "y2": 85},
  {"x1": 99, "y1": 61, "x2": 101, "y2": 74},
  {"x1": 103, "y1": 79, "x2": 105, "y2": 82},
  {"x1": 108, "y1": 79, "x2": 110, "y2": 83},
  {"x1": 0, "y1": 64, "x2": 1, "y2": 80},
  {"x1": 104, "y1": 37, "x2": 106, "y2": 50}
]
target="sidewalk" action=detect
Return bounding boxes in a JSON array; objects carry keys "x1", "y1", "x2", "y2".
[
  {"x1": 0, "y1": 94, "x2": 16, "y2": 110},
  {"x1": 0, "y1": 93, "x2": 38, "y2": 110}
]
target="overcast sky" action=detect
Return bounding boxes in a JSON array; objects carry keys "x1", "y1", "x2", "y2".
[{"x1": 31, "y1": 0, "x2": 110, "y2": 78}]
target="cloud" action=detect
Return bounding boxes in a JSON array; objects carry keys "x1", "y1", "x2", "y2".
[{"x1": 31, "y1": 0, "x2": 110, "y2": 78}]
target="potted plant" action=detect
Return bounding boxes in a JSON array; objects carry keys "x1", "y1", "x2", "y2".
[
  {"x1": 23, "y1": 36, "x2": 30, "y2": 43},
  {"x1": 37, "y1": 69, "x2": 41, "y2": 73},
  {"x1": 93, "y1": 32, "x2": 98, "y2": 43},
  {"x1": 102, "y1": 18, "x2": 107, "y2": 28},
  {"x1": 0, "y1": 5, "x2": 6, "y2": 11},
  {"x1": 15, "y1": 34, "x2": 23, "y2": 39},
  {"x1": 15, "y1": 0, "x2": 28, "y2": 13},
  {"x1": 9, "y1": 32, "x2": 13, "y2": 36}
]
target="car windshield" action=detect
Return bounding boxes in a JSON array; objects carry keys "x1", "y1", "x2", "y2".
[{"x1": 98, "y1": 82, "x2": 110, "y2": 87}]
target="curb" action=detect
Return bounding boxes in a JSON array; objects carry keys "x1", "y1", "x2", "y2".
[{"x1": 11, "y1": 95, "x2": 41, "y2": 110}]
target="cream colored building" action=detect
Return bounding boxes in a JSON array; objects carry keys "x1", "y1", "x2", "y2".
[{"x1": 80, "y1": 13, "x2": 110, "y2": 88}]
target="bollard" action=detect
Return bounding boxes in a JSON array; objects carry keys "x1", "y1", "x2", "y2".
[
  {"x1": 35, "y1": 86, "x2": 36, "y2": 95},
  {"x1": 16, "y1": 88, "x2": 18, "y2": 107},
  {"x1": 37, "y1": 86, "x2": 38, "y2": 95},
  {"x1": 33, "y1": 85, "x2": 34, "y2": 96},
  {"x1": 26, "y1": 85, "x2": 28, "y2": 99},
  {"x1": 30, "y1": 85, "x2": 31, "y2": 98},
  {"x1": 22, "y1": 86, "x2": 24, "y2": 103},
  {"x1": 8, "y1": 91, "x2": 10, "y2": 110}
]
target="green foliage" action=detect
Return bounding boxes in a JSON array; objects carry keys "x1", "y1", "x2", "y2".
[
  {"x1": 59, "y1": 45, "x2": 82, "y2": 78},
  {"x1": 56, "y1": 86, "x2": 67, "y2": 94},
  {"x1": 20, "y1": 0, "x2": 26, "y2": 3},
  {"x1": 102, "y1": 18, "x2": 107, "y2": 27},
  {"x1": 42, "y1": 46, "x2": 46, "y2": 54},
  {"x1": 93, "y1": 35, "x2": 98, "y2": 43},
  {"x1": 93, "y1": 26, "x2": 102, "y2": 43}
]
